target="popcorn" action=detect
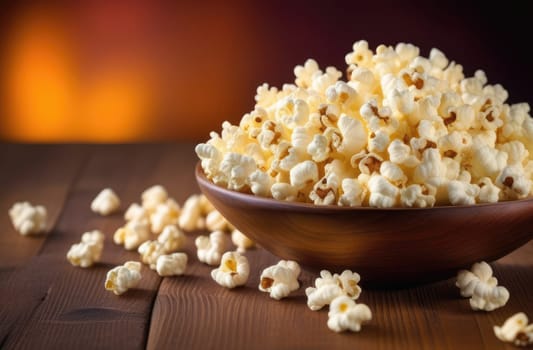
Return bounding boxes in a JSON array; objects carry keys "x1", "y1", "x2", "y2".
[
  {"x1": 9, "y1": 201, "x2": 47, "y2": 235},
  {"x1": 113, "y1": 219, "x2": 150, "y2": 250},
  {"x1": 205, "y1": 210, "x2": 231, "y2": 232},
  {"x1": 231, "y1": 229, "x2": 254, "y2": 253},
  {"x1": 150, "y1": 198, "x2": 180, "y2": 234},
  {"x1": 156, "y1": 253, "x2": 188, "y2": 277},
  {"x1": 211, "y1": 251, "x2": 250, "y2": 288},
  {"x1": 197, "y1": 40, "x2": 533, "y2": 207},
  {"x1": 141, "y1": 185, "x2": 168, "y2": 213},
  {"x1": 90, "y1": 188, "x2": 120, "y2": 216},
  {"x1": 195, "y1": 231, "x2": 227, "y2": 266},
  {"x1": 494, "y1": 312, "x2": 533, "y2": 347},
  {"x1": 138, "y1": 240, "x2": 166, "y2": 269},
  {"x1": 327, "y1": 296, "x2": 372, "y2": 333},
  {"x1": 456, "y1": 261, "x2": 509, "y2": 311},
  {"x1": 306, "y1": 270, "x2": 362, "y2": 311},
  {"x1": 124, "y1": 203, "x2": 148, "y2": 222},
  {"x1": 179, "y1": 194, "x2": 205, "y2": 231},
  {"x1": 157, "y1": 225, "x2": 186, "y2": 252},
  {"x1": 66, "y1": 230, "x2": 105, "y2": 268},
  {"x1": 258, "y1": 260, "x2": 300, "y2": 300},
  {"x1": 105, "y1": 261, "x2": 142, "y2": 295}
]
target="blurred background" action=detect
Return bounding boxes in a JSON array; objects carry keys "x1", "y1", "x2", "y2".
[{"x1": 0, "y1": 0, "x2": 530, "y2": 142}]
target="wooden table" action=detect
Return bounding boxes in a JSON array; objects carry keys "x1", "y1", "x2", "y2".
[{"x1": 0, "y1": 144, "x2": 531, "y2": 350}]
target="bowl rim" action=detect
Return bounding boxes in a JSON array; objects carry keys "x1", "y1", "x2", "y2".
[{"x1": 195, "y1": 162, "x2": 533, "y2": 212}]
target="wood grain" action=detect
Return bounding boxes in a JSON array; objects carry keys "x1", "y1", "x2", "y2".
[{"x1": 0, "y1": 144, "x2": 531, "y2": 350}]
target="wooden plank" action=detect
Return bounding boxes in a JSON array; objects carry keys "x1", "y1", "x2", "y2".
[{"x1": 0, "y1": 144, "x2": 196, "y2": 349}]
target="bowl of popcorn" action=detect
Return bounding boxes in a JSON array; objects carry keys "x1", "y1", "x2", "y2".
[{"x1": 195, "y1": 41, "x2": 533, "y2": 286}]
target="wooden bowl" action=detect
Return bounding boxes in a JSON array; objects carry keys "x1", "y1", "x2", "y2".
[{"x1": 196, "y1": 163, "x2": 533, "y2": 287}]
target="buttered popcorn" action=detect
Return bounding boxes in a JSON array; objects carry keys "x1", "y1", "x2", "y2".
[{"x1": 196, "y1": 41, "x2": 533, "y2": 207}]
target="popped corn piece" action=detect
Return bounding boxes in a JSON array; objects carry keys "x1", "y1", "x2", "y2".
[
  {"x1": 195, "y1": 143, "x2": 223, "y2": 179},
  {"x1": 66, "y1": 230, "x2": 105, "y2": 268},
  {"x1": 368, "y1": 174, "x2": 399, "y2": 208},
  {"x1": 124, "y1": 203, "x2": 148, "y2": 222},
  {"x1": 470, "y1": 146, "x2": 508, "y2": 179},
  {"x1": 271, "y1": 183, "x2": 300, "y2": 202},
  {"x1": 327, "y1": 296, "x2": 372, "y2": 333},
  {"x1": 380, "y1": 161, "x2": 407, "y2": 187},
  {"x1": 138, "y1": 240, "x2": 166, "y2": 269},
  {"x1": 345, "y1": 40, "x2": 373, "y2": 68},
  {"x1": 494, "y1": 312, "x2": 533, "y2": 347},
  {"x1": 306, "y1": 270, "x2": 362, "y2": 311},
  {"x1": 150, "y1": 198, "x2": 180, "y2": 234},
  {"x1": 338, "y1": 178, "x2": 366, "y2": 207},
  {"x1": 113, "y1": 219, "x2": 150, "y2": 250},
  {"x1": 231, "y1": 229, "x2": 255, "y2": 253},
  {"x1": 179, "y1": 194, "x2": 204, "y2": 231},
  {"x1": 477, "y1": 177, "x2": 500, "y2": 203},
  {"x1": 105, "y1": 261, "x2": 142, "y2": 296},
  {"x1": 141, "y1": 185, "x2": 168, "y2": 213},
  {"x1": 156, "y1": 253, "x2": 188, "y2": 277},
  {"x1": 9, "y1": 201, "x2": 47, "y2": 235},
  {"x1": 211, "y1": 251, "x2": 250, "y2": 289},
  {"x1": 447, "y1": 180, "x2": 480, "y2": 206},
  {"x1": 157, "y1": 225, "x2": 186, "y2": 253},
  {"x1": 249, "y1": 170, "x2": 274, "y2": 197},
  {"x1": 290, "y1": 160, "x2": 319, "y2": 188},
  {"x1": 497, "y1": 165, "x2": 531, "y2": 200},
  {"x1": 336, "y1": 115, "x2": 367, "y2": 155},
  {"x1": 205, "y1": 210, "x2": 231, "y2": 232},
  {"x1": 351, "y1": 151, "x2": 384, "y2": 175},
  {"x1": 220, "y1": 153, "x2": 257, "y2": 191},
  {"x1": 259, "y1": 260, "x2": 300, "y2": 300},
  {"x1": 310, "y1": 173, "x2": 340, "y2": 205},
  {"x1": 198, "y1": 194, "x2": 215, "y2": 214},
  {"x1": 294, "y1": 59, "x2": 321, "y2": 89},
  {"x1": 498, "y1": 141, "x2": 529, "y2": 165},
  {"x1": 400, "y1": 184, "x2": 436, "y2": 208},
  {"x1": 456, "y1": 261, "x2": 509, "y2": 311},
  {"x1": 387, "y1": 140, "x2": 419, "y2": 167},
  {"x1": 90, "y1": 188, "x2": 120, "y2": 216},
  {"x1": 195, "y1": 231, "x2": 227, "y2": 266}
]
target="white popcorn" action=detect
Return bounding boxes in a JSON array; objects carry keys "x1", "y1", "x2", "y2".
[
  {"x1": 220, "y1": 153, "x2": 257, "y2": 191},
  {"x1": 498, "y1": 141, "x2": 529, "y2": 165},
  {"x1": 494, "y1": 313, "x2": 533, "y2": 347},
  {"x1": 456, "y1": 261, "x2": 510, "y2": 311},
  {"x1": 195, "y1": 231, "x2": 227, "y2": 266},
  {"x1": 249, "y1": 169, "x2": 274, "y2": 197},
  {"x1": 150, "y1": 198, "x2": 180, "y2": 234},
  {"x1": 205, "y1": 210, "x2": 231, "y2": 232},
  {"x1": 9, "y1": 201, "x2": 47, "y2": 235},
  {"x1": 447, "y1": 180, "x2": 480, "y2": 206},
  {"x1": 138, "y1": 240, "x2": 166, "y2": 269},
  {"x1": 141, "y1": 185, "x2": 168, "y2": 213},
  {"x1": 105, "y1": 261, "x2": 142, "y2": 296},
  {"x1": 387, "y1": 140, "x2": 419, "y2": 167},
  {"x1": 259, "y1": 260, "x2": 300, "y2": 300},
  {"x1": 157, "y1": 225, "x2": 186, "y2": 253},
  {"x1": 477, "y1": 177, "x2": 500, "y2": 203},
  {"x1": 211, "y1": 251, "x2": 250, "y2": 289},
  {"x1": 90, "y1": 188, "x2": 120, "y2": 215},
  {"x1": 327, "y1": 296, "x2": 372, "y2": 333},
  {"x1": 368, "y1": 174, "x2": 399, "y2": 208},
  {"x1": 156, "y1": 253, "x2": 188, "y2": 277},
  {"x1": 124, "y1": 203, "x2": 148, "y2": 222},
  {"x1": 290, "y1": 160, "x2": 319, "y2": 188},
  {"x1": 338, "y1": 178, "x2": 366, "y2": 207},
  {"x1": 66, "y1": 230, "x2": 105, "y2": 268},
  {"x1": 336, "y1": 115, "x2": 367, "y2": 155},
  {"x1": 294, "y1": 59, "x2": 321, "y2": 89},
  {"x1": 306, "y1": 270, "x2": 362, "y2": 311},
  {"x1": 497, "y1": 165, "x2": 531, "y2": 200},
  {"x1": 470, "y1": 145, "x2": 508, "y2": 179},
  {"x1": 400, "y1": 184, "x2": 436, "y2": 208},
  {"x1": 179, "y1": 194, "x2": 204, "y2": 231},
  {"x1": 113, "y1": 219, "x2": 150, "y2": 250},
  {"x1": 231, "y1": 229, "x2": 254, "y2": 253},
  {"x1": 345, "y1": 40, "x2": 373, "y2": 68},
  {"x1": 310, "y1": 173, "x2": 340, "y2": 205}
]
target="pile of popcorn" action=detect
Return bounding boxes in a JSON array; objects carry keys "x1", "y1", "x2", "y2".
[{"x1": 196, "y1": 40, "x2": 533, "y2": 207}]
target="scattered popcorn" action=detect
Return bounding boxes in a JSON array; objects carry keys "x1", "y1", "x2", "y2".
[
  {"x1": 259, "y1": 260, "x2": 300, "y2": 300},
  {"x1": 205, "y1": 210, "x2": 231, "y2": 232},
  {"x1": 141, "y1": 185, "x2": 168, "y2": 213},
  {"x1": 494, "y1": 312, "x2": 533, "y2": 347},
  {"x1": 195, "y1": 231, "x2": 227, "y2": 266},
  {"x1": 90, "y1": 188, "x2": 120, "y2": 216},
  {"x1": 9, "y1": 201, "x2": 47, "y2": 235},
  {"x1": 306, "y1": 270, "x2": 362, "y2": 311},
  {"x1": 113, "y1": 219, "x2": 150, "y2": 250},
  {"x1": 104, "y1": 261, "x2": 142, "y2": 295},
  {"x1": 196, "y1": 40, "x2": 533, "y2": 207},
  {"x1": 456, "y1": 261, "x2": 510, "y2": 311},
  {"x1": 66, "y1": 230, "x2": 104, "y2": 268},
  {"x1": 150, "y1": 198, "x2": 180, "y2": 234},
  {"x1": 138, "y1": 240, "x2": 166, "y2": 269},
  {"x1": 156, "y1": 253, "x2": 188, "y2": 277},
  {"x1": 124, "y1": 203, "x2": 148, "y2": 222},
  {"x1": 327, "y1": 295, "x2": 372, "y2": 333},
  {"x1": 211, "y1": 251, "x2": 250, "y2": 288},
  {"x1": 179, "y1": 194, "x2": 205, "y2": 231},
  {"x1": 157, "y1": 225, "x2": 186, "y2": 252},
  {"x1": 231, "y1": 229, "x2": 255, "y2": 253}
]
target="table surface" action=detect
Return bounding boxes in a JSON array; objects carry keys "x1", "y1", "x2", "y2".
[{"x1": 0, "y1": 144, "x2": 531, "y2": 350}]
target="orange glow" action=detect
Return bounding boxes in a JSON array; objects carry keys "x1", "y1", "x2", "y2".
[{"x1": 2, "y1": 8, "x2": 76, "y2": 141}]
